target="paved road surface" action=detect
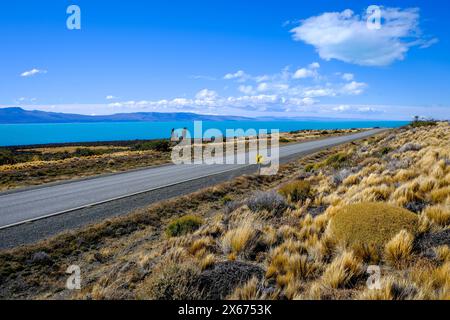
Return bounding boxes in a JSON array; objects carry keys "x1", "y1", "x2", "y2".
[{"x1": 0, "y1": 129, "x2": 385, "y2": 230}]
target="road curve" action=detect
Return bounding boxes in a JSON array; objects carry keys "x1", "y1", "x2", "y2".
[{"x1": 0, "y1": 129, "x2": 385, "y2": 229}]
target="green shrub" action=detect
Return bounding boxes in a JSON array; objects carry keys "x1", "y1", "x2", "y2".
[
  {"x1": 74, "y1": 148, "x2": 98, "y2": 157},
  {"x1": 379, "y1": 146, "x2": 392, "y2": 156},
  {"x1": 0, "y1": 149, "x2": 15, "y2": 165},
  {"x1": 324, "y1": 152, "x2": 349, "y2": 169},
  {"x1": 329, "y1": 203, "x2": 418, "y2": 248},
  {"x1": 279, "y1": 137, "x2": 291, "y2": 143},
  {"x1": 304, "y1": 164, "x2": 315, "y2": 172},
  {"x1": 278, "y1": 180, "x2": 312, "y2": 202},
  {"x1": 409, "y1": 121, "x2": 437, "y2": 128},
  {"x1": 166, "y1": 215, "x2": 203, "y2": 237},
  {"x1": 220, "y1": 194, "x2": 233, "y2": 205},
  {"x1": 132, "y1": 140, "x2": 171, "y2": 152}
]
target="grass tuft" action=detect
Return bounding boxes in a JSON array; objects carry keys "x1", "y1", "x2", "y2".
[
  {"x1": 423, "y1": 205, "x2": 450, "y2": 227},
  {"x1": 320, "y1": 250, "x2": 363, "y2": 289},
  {"x1": 278, "y1": 180, "x2": 312, "y2": 203},
  {"x1": 165, "y1": 215, "x2": 203, "y2": 237},
  {"x1": 384, "y1": 230, "x2": 414, "y2": 269}
]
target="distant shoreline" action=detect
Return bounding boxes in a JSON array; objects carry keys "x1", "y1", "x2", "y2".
[{"x1": 0, "y1": 120, "x2": 410, "y2": 147}]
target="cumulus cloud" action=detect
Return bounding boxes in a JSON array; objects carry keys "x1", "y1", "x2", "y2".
[
  {"x1": 105, "y1": 64, "x2": 368, "y2": 114},
  {"x1": 106, "y1": 95, "x2": 117, "y2": 100},
  {"x1": 290, "y1": 7, "x2": 437, "y2": 66},
  {"x1": 195, "y1": 88, "x2": 218, "y2": 101},
  {"x1": 341, "y1": 81, "x2": 368, "y2": 95},
  {"x1": 20, "y1": 68, "x2": 47, "y2": 77},
  {"x1": 223, "y1": 70, "x2": 250, "y2": 82},
  {"x1": 293, "y1": 68, "x2": 315, "y2": 79}
]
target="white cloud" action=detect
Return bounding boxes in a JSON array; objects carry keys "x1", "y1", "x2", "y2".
[
  {"x1": 195, "y1": 89, "x2": 218, "y2": 101},
  {"x1": 238, "y1": 85, "x2": 254, "y2": 95},
  {"x1": 257, "y1": 83, "x2": 269, "y2": 92},
  {"x1": 102, "y1": 64, "x2": 367, "y2": 115},
  {"x1": 303, "y1": 88, "x2": 336, "y2": 98},
  {"x1": 223, "y1": 70, "x2": 250, "y2": 82},
  {"x1": 106, "y1": 95, "x2": 117, "y2": 100},
  {"x1": 190, "y1": 75, "x2": 217, "y2": 80},
  {"x1": 293, "y1": 68, "x2": 315, "y2": 79},
  {"x1": 290, "y1": 7, "x2": 436, "y2": 66},
  {"x1": 20, "y1": 68, "x2": 47, "y2": 77},
  {"x1": 333, "y1": 105, "x2": 351, "y2": 112},
  {"x1": 341, "y1": 81, "x2": 367, "y2": 95},
  {"x1": 293, "y1": 62, "x2": 320, "y2": 79},
  {"x1": 342, "y1": 73, "x2": 354, "y2": 81},
  {"x1": 357, "y1": 106, "x2": 378, "y2": 113},
  {"x1": 15, "y1": 97, "x2": 37, "y2": 104},
  {"x1": 254, "y1": 75, "x2": 270, "y2": 82}
]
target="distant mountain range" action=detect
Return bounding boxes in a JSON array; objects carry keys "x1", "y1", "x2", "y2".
[
  {"x1": 0, "y1": 107, "x2": 252, "y2": 124},
  {"x1": 0, "y1": 107, "x2": 395, "y2": 124}
]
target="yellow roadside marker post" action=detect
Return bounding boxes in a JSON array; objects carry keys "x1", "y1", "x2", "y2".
[{"x1": 256, "y1": 154, "x2": 264, "y2": 175}]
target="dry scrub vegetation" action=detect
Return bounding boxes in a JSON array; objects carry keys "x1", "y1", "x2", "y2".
[
  {"x1": 0, "y1": 129, "x2": 358, "y2": 191},
  {"x1": 0, "y1": 123, "x2": 448, "y2": 300}
]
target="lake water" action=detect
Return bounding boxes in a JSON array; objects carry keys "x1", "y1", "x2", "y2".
[{"x1": 0, "y1": 120, "x2": 409, "y2": 146}]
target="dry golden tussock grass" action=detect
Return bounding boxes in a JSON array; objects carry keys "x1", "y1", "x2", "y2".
[
  {"x1": 320, "y1": 250, "x2": 364, "y2": 289},
  {"x1": 358, "y1": 277, "x2": 423, "y2": 300},
  {"x1": 384, "y1": 230, "x2": 415, "y2": 269},
  {"x1": 423, "y1": 205, "x2": 450, "y2": 227},
  {"x1": 434, "y1": 246, "x2": 450, "y2": 264},
  {"x1": 221, "y1": 218, "x2": 255, "y2": 255}
]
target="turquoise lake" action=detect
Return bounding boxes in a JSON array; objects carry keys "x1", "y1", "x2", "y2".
[{"x1": 0, "y1": 120, "x2": 409, "y2": 146}]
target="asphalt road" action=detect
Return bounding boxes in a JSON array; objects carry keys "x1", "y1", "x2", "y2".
[{"x1": 0, "y1": 129, "x2": 385, "y2": 248}]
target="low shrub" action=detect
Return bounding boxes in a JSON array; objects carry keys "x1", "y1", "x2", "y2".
[
  {"x1": 0, "y1": 149, "x2": 15, "y2": 165},
  {"x1": 378, "y1": 146, "x2": 392, "y2": 156},
  {"x1": 409, "y1": 121, "x2": 437, "y2": 128},
  {"x1": 165, "y1": 215, "x2": 203, "y2": 237},
  {"x1": 139, "y1": 262, "x2": 201, "y2": 300},
  {"x1": 132, "y1": 140, "x2": 171, "y2": 152},
  {"x1": 323, "y1": 152, "x2": 349, "y2": 169},
  {"x1": 74, "y1": 148, "x2": 98, "y2": 157},
  {"x1": 329, "y1": 203, "x2": 418, "y2": 248},
  {"x1": 398, "y1": 143, "x2": 422, "y2": 153},
  {"x1": 245, "y1": 191, "x2": 288, "y2": 215},
  {"x1": 278, "y1": 180, "x2": 312, "y2": 203}
]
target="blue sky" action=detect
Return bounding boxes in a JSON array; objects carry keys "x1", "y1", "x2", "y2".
[{"x1": 0, "y1": 0, "x2": 449, "y2": 120}]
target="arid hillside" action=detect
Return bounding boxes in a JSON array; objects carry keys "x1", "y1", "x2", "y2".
[{"x1": 0, "y1": 123, "x2": 448, "y2": 300}]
